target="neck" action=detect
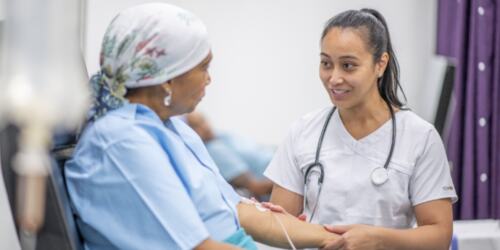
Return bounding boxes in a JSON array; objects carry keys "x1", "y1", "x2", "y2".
[
  {"x1": 337, "y1": 92, "x2": 395, "y2": 140},
  {"x1": 340, "y1": 96, "x2": 389, "y2": 124}
]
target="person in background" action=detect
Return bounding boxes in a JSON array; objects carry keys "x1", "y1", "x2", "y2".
[{"x1": 187, "y1": 112, "x2": 273, "y2": 199}]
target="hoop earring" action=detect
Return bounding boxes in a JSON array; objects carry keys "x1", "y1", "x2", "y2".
[{"x1": 164, "y1": 89, "x2": 172, "y2": 107}]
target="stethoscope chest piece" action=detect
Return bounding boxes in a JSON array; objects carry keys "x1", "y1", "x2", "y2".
[{"x1": 371, "y1": 167, "x2": 389, "y2": 185}]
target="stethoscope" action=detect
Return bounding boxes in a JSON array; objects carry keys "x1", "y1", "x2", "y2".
[{"x1": 303, "y1": 103, "x2": 396, "y2": 221}]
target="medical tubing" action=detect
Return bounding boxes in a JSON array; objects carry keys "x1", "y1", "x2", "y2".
[
  {"x1": 240, "y1": 198, "x2": 297, "y2": 249},
  {"x1": 271, "y1": 213, "x2": 297, "y2": 250}
]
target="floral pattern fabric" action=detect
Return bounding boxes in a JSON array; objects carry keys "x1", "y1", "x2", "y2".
[{"x1": 89, "y1": 3, "x2": 211, "y2": 121}]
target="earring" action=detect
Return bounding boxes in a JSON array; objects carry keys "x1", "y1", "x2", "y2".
[{"x1": 164, "y1": 88, "x2": 172, "y2": 107}]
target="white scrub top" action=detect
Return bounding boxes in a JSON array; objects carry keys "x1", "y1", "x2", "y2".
[{"x1": 264, "y1": 107, "x2": 457, "y2": 228}]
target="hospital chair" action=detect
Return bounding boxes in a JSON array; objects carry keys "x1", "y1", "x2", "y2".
[{"x1": 0, "y1": 126, "x2": 83, "y2": 250}]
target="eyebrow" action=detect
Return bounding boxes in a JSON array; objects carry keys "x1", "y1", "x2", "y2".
[{"x1": 320, "y1": 52, "x2": 359, "y2": 60}]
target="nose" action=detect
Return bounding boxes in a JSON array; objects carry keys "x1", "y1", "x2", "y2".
[
  {"x1": 327, "y1": 68, "x2": 344, "y2": 85},
  {"x1": 206, "y1": 73, "x2": 212, "y2": 86}
]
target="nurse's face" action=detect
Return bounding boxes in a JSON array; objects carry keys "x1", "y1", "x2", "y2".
[
  {"x1": 167, "y1": 52, "x2": 213, "y2": 115},
  {"x1": 319, "y1": 27, "x2": 388, "y2": 110}
]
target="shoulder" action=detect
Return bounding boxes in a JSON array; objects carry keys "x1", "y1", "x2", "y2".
[
  {"x1": 395, "y1": 110, "x2": 444, "y2": 162},
  {"x1": 288, "y1": 106, "x2": 333, "y2": 137},
  {"x1": 79, "y1": 106, "x2": 166, "y2": 150},
  {"x1": 397, "y1": 110, "x2": 437, "y2": 141},
  {"x1": 298, "y1": 106, "x2": 333, "y2": 125}
]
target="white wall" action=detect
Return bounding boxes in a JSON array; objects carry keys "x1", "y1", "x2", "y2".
[{"x1": 85, "y1": 0, "x2": 445, "y2": 145}]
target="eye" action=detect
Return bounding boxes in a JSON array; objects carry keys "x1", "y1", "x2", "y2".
[
  {"x1": 342, "y1": 63, "x2": 355, "y2": 71},
  {"x1": 320, "y1": 60, "x2": 332, "y2": 68}
]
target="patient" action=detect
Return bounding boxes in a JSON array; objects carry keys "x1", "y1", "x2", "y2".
[
  {"x1": 64, "y1": 3, "x2": 341, "y2": 250},
  {"x1": 187, "y1": 112, "x2": 273, "y2": 199}
]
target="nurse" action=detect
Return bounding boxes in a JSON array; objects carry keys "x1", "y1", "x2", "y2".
[
  {"x1": 65, "y1": 3, "x2": 341, "y2": 250},
  {"x1": 264, "y1": 9, "x2": 458, "y2": 250}
]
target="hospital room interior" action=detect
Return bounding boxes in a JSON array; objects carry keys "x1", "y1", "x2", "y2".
[{"x1": 0, "y1": 0, "x2": 499, "y2": 249}]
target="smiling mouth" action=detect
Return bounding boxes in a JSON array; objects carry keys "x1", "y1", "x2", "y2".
[
  {"x1": 332, "y1": 89, "x2": 350, "y2": 94},
  {"x1": 329, "y1": 88, "x2": 351, "y2": 100}
]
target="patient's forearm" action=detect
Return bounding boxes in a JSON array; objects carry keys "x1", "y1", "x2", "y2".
[
  {"x1": 194, "y1": 239, "x2": 241, "y2": 250},
  {"x1": 237, "y1": 202, "x2": 338, "y2": 249}
]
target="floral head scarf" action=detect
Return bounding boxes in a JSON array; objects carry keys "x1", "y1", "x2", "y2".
[{"x1": 89, "y1": 3, "x2": 210, "y2": 120}]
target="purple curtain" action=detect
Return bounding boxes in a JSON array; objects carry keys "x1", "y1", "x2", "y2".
[{"x1": 437, "y1": 0, "x2": 500, "y2": 219}]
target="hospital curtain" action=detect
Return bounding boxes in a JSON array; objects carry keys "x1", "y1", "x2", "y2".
[{"x1": 437, "y1": 0, "x2": 500, "y2": 219}]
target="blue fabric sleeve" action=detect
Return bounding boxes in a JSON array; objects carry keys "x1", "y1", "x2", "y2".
[
  {"x1": 223, "y1": 228, "x2": 258, "y2": 250},
  {"x1": 70, "y1": 137, "x2": 210, "y2": 250}
]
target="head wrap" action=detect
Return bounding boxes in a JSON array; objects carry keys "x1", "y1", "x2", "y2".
[{"x1": 89, "y1": 3, "x2": 210, "y2": 120}]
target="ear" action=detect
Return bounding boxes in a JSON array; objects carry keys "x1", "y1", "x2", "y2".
[
  {"x1": 159, "y1": 82, "x2": 173, "y2": 95},
  {"x1": 163, "y1": 79, "x2": 173, "y2": 87},
  {"x1": 376, "y1": 52, "x2": 389, "y2": 78}
]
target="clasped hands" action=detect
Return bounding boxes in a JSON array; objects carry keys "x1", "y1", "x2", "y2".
[{"x1": 258, "y1": 199, "x2": 381, "y2": 250}]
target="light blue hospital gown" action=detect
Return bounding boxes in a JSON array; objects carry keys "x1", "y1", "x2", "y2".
[{"x1": 65, "y1": 103, "x2": 242, "y2": 250}]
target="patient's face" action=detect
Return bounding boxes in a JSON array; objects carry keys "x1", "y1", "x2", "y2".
[{"x1": 169, "y1": 52, "x2": 213, "y2": 115}]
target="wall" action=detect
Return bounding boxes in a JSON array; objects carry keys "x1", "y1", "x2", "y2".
[{"x1": 85, "y1": 0, "x2": 445, "y2": 145}]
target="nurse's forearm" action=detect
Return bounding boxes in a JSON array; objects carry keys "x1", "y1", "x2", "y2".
[
  {"x1": 376, "y1": 224, "x2": 452, "y2": 250},
  {"x1": 236, "y1": 203, "x2": 340, "y2": 249},
  {"x1": 376, "y1": 199, "x2": 453, "y2": 250}
]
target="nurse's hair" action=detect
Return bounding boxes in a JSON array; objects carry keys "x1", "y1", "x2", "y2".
[{"x1": 321, "y1": 8, "x2": 407, "y2": 108}]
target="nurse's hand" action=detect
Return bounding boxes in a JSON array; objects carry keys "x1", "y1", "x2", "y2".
[
  {"x1": 257, "y1": 198, "x2": 287, "y2": 213},
  {"x1": 323, "y1": 224, "x2": 382, "y2": 250},
  {"x1": 297, "y1": 213, "x2": 307, "y2": 221},
  {"x1": 320, "y1": 235, "x2": 345, "y2": 250},
  {"x1": 258, "y1": 200, "x2": 308, "y2": 221}
]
